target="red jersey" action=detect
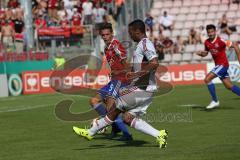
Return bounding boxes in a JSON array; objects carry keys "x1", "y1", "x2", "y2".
[
  {"x1": 48, "y1": 0, "x2": 58, "y2": 9},
  {"x1": 8, "y1": 1, "x2": 19, "y2": 8},
  {"x1": 35, "y1": 19, "x2": 47, "y2": 28},
  {"x1": 204, "y1": 36, "x2": 231, "y2": 67},
  {"x1": 60, "y1": 19, "x2": 69, "y2": 27},
  {"x1": 0, "y1": 20, "x2": 5, "y2": 26},
  {"x1": 72, "y1": 14, "x2": 81, "y2": 26},
  {"x1": 104, "y1": 39, "x2": 128, "y2": 83}
]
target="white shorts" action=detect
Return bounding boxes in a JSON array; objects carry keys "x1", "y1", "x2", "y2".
[
  {"x1": 116, "y1": 86, "x2": 153, "y2": 117},
  {"x1": 3, "y1": 37, "x2": 13, "y2": 46}
]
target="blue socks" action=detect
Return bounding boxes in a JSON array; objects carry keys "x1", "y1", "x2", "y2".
[
  {"x1": 207, "y1": 82, "x2": 218, "y2": 102},
  {"x1": 115, "y1": 115, "x2": 132, "y2": 137},
  {"x1": 93, "y1": 103, "x2": 107, "y2": 117},
  {"x1": 231, "y1": 85, "x2": 240, "y2": 96}
]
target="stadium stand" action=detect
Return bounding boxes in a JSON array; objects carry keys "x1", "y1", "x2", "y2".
[
  {"x1": 0, "y1": 0, "x2": 115, "y2": 62},
  {"x1": 150, "y1": 0, "x2": 240, "y2": 65}
]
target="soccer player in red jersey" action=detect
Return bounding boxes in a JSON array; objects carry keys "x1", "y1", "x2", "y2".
[
  {"x1": 197, "y1": 24, "x2": 240, "y2": 109},
  {"x1": 88, "y1": 23, "x2": 132, "y2": 140}
]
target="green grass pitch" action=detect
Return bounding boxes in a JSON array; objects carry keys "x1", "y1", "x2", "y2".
[{"x1": 0, "y1": 84, "x2": 240, "y2": 160}]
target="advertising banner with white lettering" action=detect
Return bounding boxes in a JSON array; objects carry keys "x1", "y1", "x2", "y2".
[
  {"x1": 160, "y1": 64, "x2": 207, "y2": 85},
  {"x1": 23, "y1": 62, "x2": 239, "y2": 94},
  {"x1": 22, "y1": 69, "x2": 110, "y2": 95}
]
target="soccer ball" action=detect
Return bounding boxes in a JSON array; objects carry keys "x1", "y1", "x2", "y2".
[{"x1": 91, "y1": 118, "x2": 108, "y2": 134}]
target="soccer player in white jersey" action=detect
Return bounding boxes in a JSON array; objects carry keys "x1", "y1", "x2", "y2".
[{"x1": 73, "y1": 20, "x2": 168, "y2": 148}]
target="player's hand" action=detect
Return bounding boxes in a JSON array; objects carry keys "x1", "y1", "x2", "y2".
[
  {"x1": 111, "y1": 69, "x2": 124, "y2": 76},
  {"x1": 126, "y1": 71, "x2": 145, "y2": 80},
  {"x1": 196, "y1": 51, "x2": 202, "y2": 56}
]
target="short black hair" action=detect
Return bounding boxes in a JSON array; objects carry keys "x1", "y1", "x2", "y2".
[
  {"x1": 128, "y1": 19, "x2": 145, "y2": 33},
  {"x1": 206, "y1": 24, "x2": 216, "y2": 31},
  {"x1": 99, "y1": 23, "x2": 113, "y2": 32}
]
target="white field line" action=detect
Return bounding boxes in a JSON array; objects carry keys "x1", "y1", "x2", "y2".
[
  {"x1": 0, "y1": 104, "x2": 54, "y2": 113},
  {"x1": 178, "y1": 104, "x2": 202, "y2": 107},
  {"x1": 0, "y1": 94, "x2": 53, "y2": 102},
  {"x1": 0, "y1": 93, "x2": 90, "y2": 102}
]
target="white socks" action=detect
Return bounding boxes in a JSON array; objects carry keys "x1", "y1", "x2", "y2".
[
  {"x1": 88, "y1": 116, "x2": 160, "y2": 138},
  {"x1": 88, "y1": 116, "x2": 113, "y2": 136},
  {"x1": 131, "y1": 118, "x2": 160, "y2": 138}
]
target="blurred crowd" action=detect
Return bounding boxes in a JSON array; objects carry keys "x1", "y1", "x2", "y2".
[
  {"x1": 145, "y1": 9, "x2": 238, "y2": 60},
  {"x1": 0, "y1": 0, "x2": 124, "y2": 53}
]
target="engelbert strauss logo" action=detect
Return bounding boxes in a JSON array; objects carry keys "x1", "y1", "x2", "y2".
[{"x1": 228, "y1": 64, "x2": 240, "y2": 82}]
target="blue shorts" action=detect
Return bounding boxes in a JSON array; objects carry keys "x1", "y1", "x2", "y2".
[
  {"x1": 97, "y1": 80, "x2": 128, "y2": 100},
  {"x1": 211, "y1": 65, "x2": 229, "y2": 80}
]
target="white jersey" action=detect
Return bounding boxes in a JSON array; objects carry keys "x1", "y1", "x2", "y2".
[
  {"x1": 92, "y1": 8, "x2": 106, "y2": 23},
  {"x1": 82, "y1": 2, "x2": 93, "y2": 16},
  {"x1": 131, "y1": 38, "x2": 158, "y2": 92}
]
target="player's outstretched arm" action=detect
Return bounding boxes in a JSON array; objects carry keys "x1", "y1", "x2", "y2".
[
  {"x1": 196, "y1": 51, "x2": 208, "y2": 57},
  {"x1": 233, "y1": 42, "x2": 240, "y2": 63}
]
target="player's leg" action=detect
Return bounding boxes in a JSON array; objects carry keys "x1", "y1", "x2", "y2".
[
  {"x1": 95, "y1": 87, "x2": 157, "y2": 135},
  {"x1": 221, "y1": 77, "x2": 240, "y2": 96},
  {"x1": 105, "y1": 97, "x2": 132, "y2": 140},
  {"x1": 88, "y1": 104, "x2": 121, "y2": 136},
  {"x1": 116, "y1": 87, "x2": 168, "y2": 148},
  {"x1": 104, "y1": 80, "x2": 132, "y2": 140},
  {"x1": 73, "y1": 103, "x2": 121, "y2": 140},
  {"x1": 122, "y1": 112, "x2": 160, "y2": 137},
  {"x1": 89, "y1": 89, "x2": 124, "y2": 137},
  {"x1": 204, "y1": 72, "x2": 218, "y2": 102},
  {"x1": 89, "y1": 94, "x2": 107, "y2": 117},
  {"x1": 73, "y1": 84, "x2": 135, "y2": 139},
  {"x1": 122, "y1": 109, "x2": 167, "y2": 148},
  {"x1": 73, "y1": 81, "x2": 131, "y2": 140},
  {"x1": 90, "y1": 80, "x2": 119, "y2": 117},
  {"x1": 204, "y1": 66, "x2": 223, "y2": 109}
]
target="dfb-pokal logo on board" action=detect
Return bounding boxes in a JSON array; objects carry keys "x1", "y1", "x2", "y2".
[
  {"x1": 228, "y1": 64, "x2": 240, "y2": 82},
  {"x1": 24, "y1": 73, "x2": 40, "y2": 92}
]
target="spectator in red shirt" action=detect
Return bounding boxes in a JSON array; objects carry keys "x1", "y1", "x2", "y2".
[
  {"x1": 48, "y1": 0, "x2": 59, "y2": 20},
  {"x1": 104, "y1": 0, "x2": 112, "y2": 3},
  {"x1": 7, "y1": 0, "x2": 20, "y2": 9},
  {"x1": 60, "y1": 14, "x2": 70, "y2": 47},
  {"x1": 71, "y1": 8, "x2": 83, "y2": 47},
  {"x1": 60, "y1": 14, "x2": 69, "y2": 27},
  {"x1": 34, "y1": 14, "x2": 47, "y2": 52},
  {"x1": 162, "y1": 37, "x2": 174, "y2": 54},
  {"x1": 72, "y1": 8, "x2": 82, "y2": 26}
]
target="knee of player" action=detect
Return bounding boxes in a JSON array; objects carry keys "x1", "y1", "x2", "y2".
[
  {"x1": 89, "y1": 97, "x2": 101, "y2": 107},
  {"x1": 122, "y1": 113, "x2": 134, "y2": 125},
  {"x1": 225, "y1": 84, "x2": 233, "y2": 90},
  {"x1": 204, "y1": 77, "x2": 211, "y2": 84}
]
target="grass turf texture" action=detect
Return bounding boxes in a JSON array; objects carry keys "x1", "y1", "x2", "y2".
[{"x1": 0, "y1": 84, "x2": 240, "y2": 160}]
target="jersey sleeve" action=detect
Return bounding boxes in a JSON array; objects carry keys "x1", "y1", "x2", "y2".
[
  {"x1": 142, "y1": 39, "x2": 158, "y2": 61},
  {"x1": 113, "y1": 42, "x2": 127, "y2": 60},
  {"x1": 204, "y1": 40, "x2": 209, "y2": 51}
]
